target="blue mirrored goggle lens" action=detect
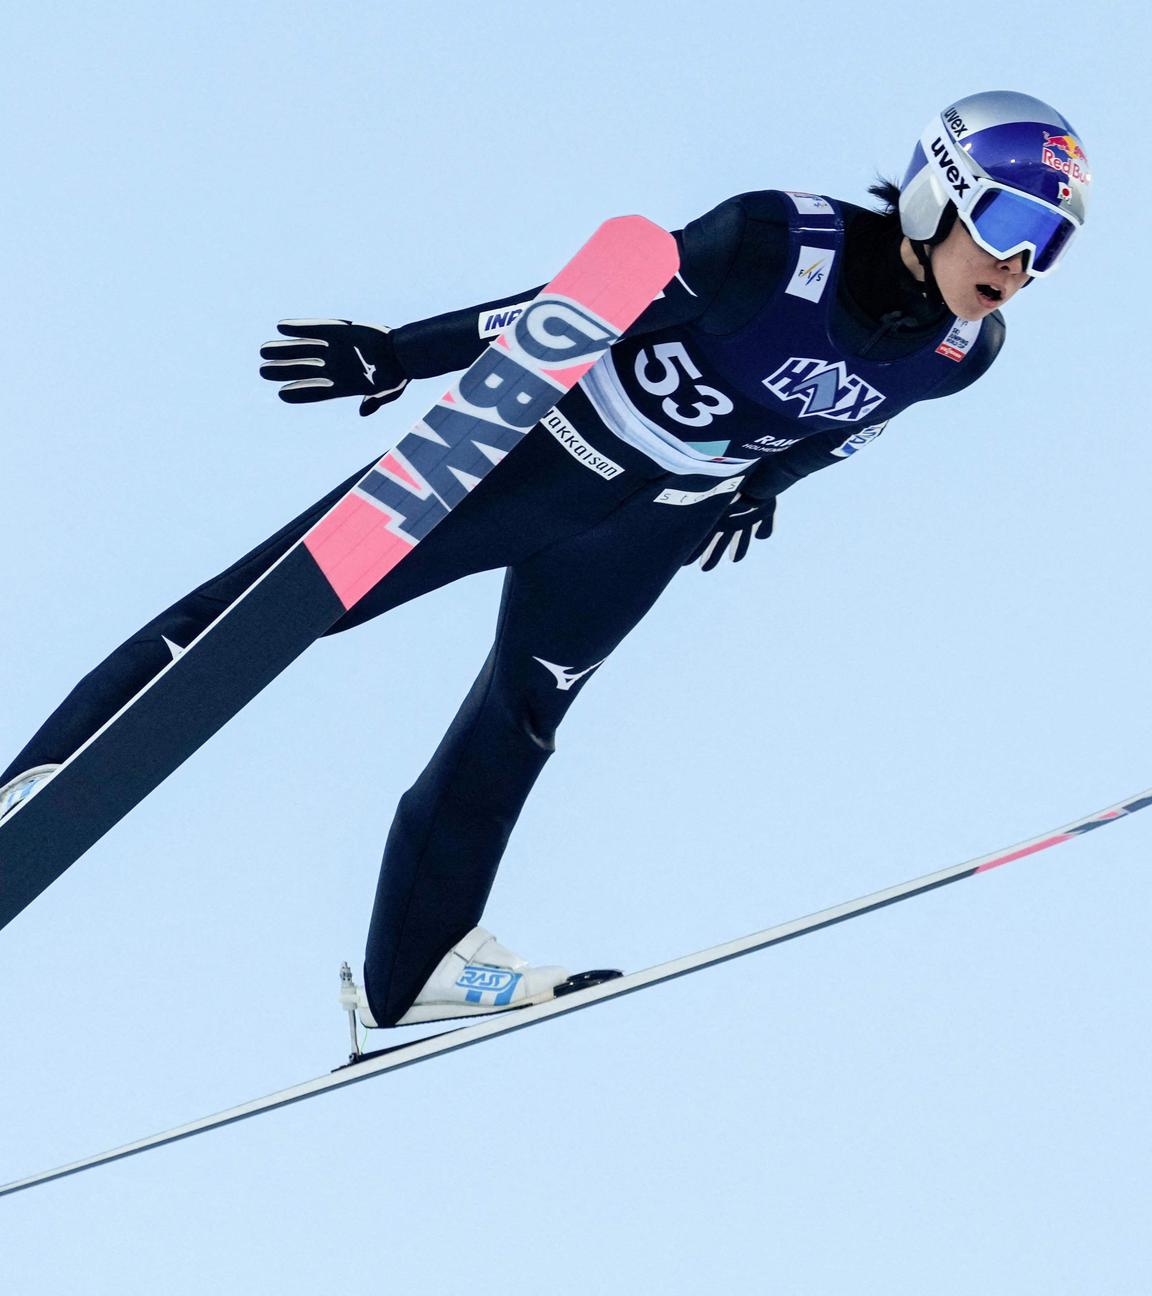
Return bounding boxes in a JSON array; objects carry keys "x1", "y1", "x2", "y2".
[{"x1": 968, "y1": 188, "x2": 1077, "y2": 273}]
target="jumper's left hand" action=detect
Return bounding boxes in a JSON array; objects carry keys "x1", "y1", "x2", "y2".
[
  {"x1": 259, "y1": 319, "x2": 410, "y2": 416},
  {"x1": 685, "y1": 494, "x2": 776, "y2": 572}
]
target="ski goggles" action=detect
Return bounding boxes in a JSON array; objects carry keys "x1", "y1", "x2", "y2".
[{"x1": 958, "y1": 180, "x2": 1079, "y2": 277}]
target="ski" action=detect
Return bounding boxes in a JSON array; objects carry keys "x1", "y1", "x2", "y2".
[
  {"x1": 3, "y1": 782, "x2": 1148, "y2": 1198},
  {"x1": 0, "y1": 216, "x2": 679, "y2": 931}
]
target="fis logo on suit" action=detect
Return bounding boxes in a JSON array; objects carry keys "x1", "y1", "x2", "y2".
[
  {"x1": 786, "y1": 246, "x2": 836, "y2": 304},
  {"x1": 784, "y1": 191, "x2": 833, "y2": 217},
  {"x1": 763, "y1": 358, "x2": 885, "y2": 422}
]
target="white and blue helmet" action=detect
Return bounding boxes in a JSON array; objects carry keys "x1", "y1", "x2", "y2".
[{"x1": 899, "y1": 91, "x2": 1090, "y2": 277}]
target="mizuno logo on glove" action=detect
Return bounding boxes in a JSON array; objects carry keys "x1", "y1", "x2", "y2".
[{"x1": 354, "y1": 346, "x2": 377, "y2": 385}]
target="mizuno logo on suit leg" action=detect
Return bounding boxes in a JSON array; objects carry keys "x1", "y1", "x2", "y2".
[{"x1": 533, "y1": 657, "x2": 607, "y2": 691}]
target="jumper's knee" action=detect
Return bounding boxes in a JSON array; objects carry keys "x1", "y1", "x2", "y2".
[{"x1": 520, "y1": 705, "x2": 558, "y2": 754}]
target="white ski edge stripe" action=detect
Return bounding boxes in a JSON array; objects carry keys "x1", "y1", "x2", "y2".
[{"x1": 3, "y1": 782, "x2": 1149, "y2": 1199}]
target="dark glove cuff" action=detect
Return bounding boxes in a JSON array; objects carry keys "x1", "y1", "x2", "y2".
[{"x1": 737, "y1": 466, "x2": 778, "y2": 503}]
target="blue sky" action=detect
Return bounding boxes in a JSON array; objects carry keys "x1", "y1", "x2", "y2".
[{"x1": 2, "y1": 2, "x2": 1150, "y2": 1292}]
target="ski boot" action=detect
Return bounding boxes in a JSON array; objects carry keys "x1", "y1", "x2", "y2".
[{"x1": 347, "y1": 927, "x2": 572, "y2": 1029}]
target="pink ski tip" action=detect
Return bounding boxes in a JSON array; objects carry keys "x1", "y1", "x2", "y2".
[{"x1": 547, "y1": 216, "x2": 679, "y2": 333}]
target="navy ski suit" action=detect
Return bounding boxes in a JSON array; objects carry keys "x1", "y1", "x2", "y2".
[{"x1": 4, "y1": 190, "x2": 1003, "y2": 1022}]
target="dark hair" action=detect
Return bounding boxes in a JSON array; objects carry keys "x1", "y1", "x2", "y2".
[{"x1": 868, "y1": 177, "x2": 903, "y2": 217}]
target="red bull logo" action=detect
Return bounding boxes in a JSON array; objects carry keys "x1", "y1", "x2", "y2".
[
  {"x1": 1042, "y1": 132, "x2": 1090, "y2": 183},
  {"x1": 1044, "y1": 133, "x2": 1085, "y2": 160}
]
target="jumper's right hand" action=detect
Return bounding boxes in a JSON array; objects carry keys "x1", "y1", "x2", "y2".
[
  {"x1": 685, "y1": 494, "x2": 776, "y2": 572},
  {"x1": 259, "y1": 320, "x2": 410, "y2": 416}
]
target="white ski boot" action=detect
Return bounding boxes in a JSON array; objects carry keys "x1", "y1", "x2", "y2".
[
  {"x1": 350, "y1": 927, "x2": 571, "y2": 1029},
  {"x1": 0, "y1": 765, "x2": 60, "y2": 824}
]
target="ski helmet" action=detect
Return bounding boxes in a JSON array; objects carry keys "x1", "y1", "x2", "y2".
[{"x1": 899, "y1": 91, "x2": 1090, "y2": 277}]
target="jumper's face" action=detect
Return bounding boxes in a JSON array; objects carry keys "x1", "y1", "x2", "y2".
[{"x1": 929, "y1": 219, "x2": 1030, "y2": 320}]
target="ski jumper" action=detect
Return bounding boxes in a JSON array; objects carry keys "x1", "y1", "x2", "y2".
[{"x1": 3, "y1": 191, "x2": 1004, "y2": 1023}]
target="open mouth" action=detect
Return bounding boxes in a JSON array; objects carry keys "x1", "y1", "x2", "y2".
[{"x1": 976, "y1": 283, "x2": 1003, "y2": 304}]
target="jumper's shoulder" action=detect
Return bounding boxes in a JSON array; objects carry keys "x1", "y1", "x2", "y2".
[
  {"x1": 723, "y1": 188, "x2": 798, "y2": 223},
  {"x1": 982, "y1": 308, "x2": 1007, "y2": 358},
  {"x1": 671, "y1": 190, "x2": 796, "y2": 333},
  {"x1": 678, "y1": 190, "x2": 793, "y2": 268},
  {"x1": 700, "y1": 189, "x2": 803, "y2": 247}
]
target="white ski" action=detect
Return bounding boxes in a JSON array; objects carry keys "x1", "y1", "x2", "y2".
[{"x1": 3, "y1": 782, "x2": 1149, "y2": 1199}]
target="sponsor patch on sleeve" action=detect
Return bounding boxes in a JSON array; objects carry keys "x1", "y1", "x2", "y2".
[
  {"x1": 478, "y1": 300, "x2": 535, "y2": 339},
  {"x1": 830, "y1": 420, "x2": 888, "y2": 458}
]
